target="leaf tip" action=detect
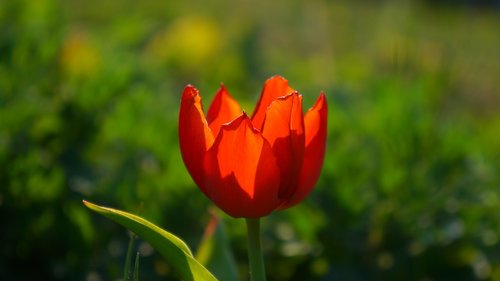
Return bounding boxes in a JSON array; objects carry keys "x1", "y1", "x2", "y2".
[{"x1": 83, "y1": 200, "x2": 99, "y2": 211}]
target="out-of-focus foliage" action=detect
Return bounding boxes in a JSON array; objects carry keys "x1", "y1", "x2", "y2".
[{"x1": 1, "y1": 0, "x2": 499, "y2": 280}]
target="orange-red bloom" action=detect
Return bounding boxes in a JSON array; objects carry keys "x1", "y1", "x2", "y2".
[{"x1": 179, "y1": 76, "x2": 327, "y2": 218}]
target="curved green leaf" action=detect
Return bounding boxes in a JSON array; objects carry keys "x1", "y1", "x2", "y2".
[{"x1": 83, "y1": 200, "x2": 217, "y2": 281}]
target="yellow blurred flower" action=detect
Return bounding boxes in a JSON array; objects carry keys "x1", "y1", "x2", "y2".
[
  {"x1": 144, "y1": 16, "x2": 221, "y2": 70},
  {"x1": 59, "y1": 31, "x2": 101, "y2": 78}
]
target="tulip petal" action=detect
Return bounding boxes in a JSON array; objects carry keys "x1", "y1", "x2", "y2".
[
  {"x1": 281, "y1": 92, "x2": 327, "y2": 209},
  {"x1": 261, "y1": 93, "x2": 305, "y2": 201},
  {"x1": 179, "y1": 85, "x2": 214, "y2": 194},
  {"x1": 251, "y1": 76, "x2": 295, "y2": 131},
  {"x1": 204, "y1": 113, "x2": 281, "y2": 218},
  {"x1": 207, "y1": 84, "x2": 242, "y2": 138}
]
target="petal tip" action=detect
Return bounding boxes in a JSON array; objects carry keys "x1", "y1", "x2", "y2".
[
  {"x1": 319, "y1": 91, "x2": 327, "y2": 101},
  {"x1": 311, "y1": 92, "x2": 327, "y2": 112},
  {"x1": 267, "y1": 75, "x2": 288, "y2": 84},
  {"x1": 182, "y1": 85, "x2": 200, "y2": 100},
  {"x1": 217, "y1": 83, "x2": 227, "y2": 92},
  {"x1": 184, "y1": 84, "x2": 198, "y2": 91}
]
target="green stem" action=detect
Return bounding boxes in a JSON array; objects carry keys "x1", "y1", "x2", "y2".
[
  {"x1": 123, "y1": 231, "x2": 136, "y2": 281},
  {"x1": 133, "y1": 252, "x2": 140, "y2": 281},
  {"x1": 246, "y1": 218, "x2": 266, "y2": 281}
]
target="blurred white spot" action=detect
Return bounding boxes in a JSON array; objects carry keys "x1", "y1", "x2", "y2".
[
  {"x1": 275, "y1": 222, "x2": 295, "y2": 241},
  {"x1": 108, "y1": 239, "x2": 124, "y2": 257},
  {"x1": 481, "y1": 191, "x2": 499, "y2": 207},
  {"x1": 408, "y1": 241, "x2": 424, "y2": 256},
  {"x1": 473, "y1": 254, "x2": 491, "y2": 279},
  {"x1": 444, "y1": 219, "x2": 464, "y2": 242},
  {"x1": 377, "y1": 252, "x2": 394, "y2": 270},
  {"x1": 445, "y1": 198, "x2": 460, "y2": 213},
  {"x1": 417, "y1": 215, "x2": 432, "y2": 229},
  {"x1": 139, "y1": 241, "x2": 154, "y2": 256},
  {"x1": 86, "y1": 271, "x2": 102, "y2": 281},
  {"x1": 280, "y1": 241, "x2": 311, "y2": 257},
  {"x1": 52, "y1": 263, "x2": 67, "y2": 279},
  {"x1": 70, "y1": 177, "x2": 94, "y2": 196},
  {"x1": 141, "y1": 155, "x2": 160, "y2": 173},
  {"x1": 482, "y1": 230, "x2": 498, "y2": 246}
]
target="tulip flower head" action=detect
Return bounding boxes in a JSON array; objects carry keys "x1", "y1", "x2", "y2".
[{"x1": 179, "y1": 76, "x2": 327, "y2": 218}]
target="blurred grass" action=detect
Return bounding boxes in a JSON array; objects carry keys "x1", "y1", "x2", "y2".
[{"x1": 1, "y1": 0, "x2": 499, "y2": 280}]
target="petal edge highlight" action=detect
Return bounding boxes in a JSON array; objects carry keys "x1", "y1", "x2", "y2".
[
  {"x1": 179, "y1": 85, "x2": 214, "y2": 194},
  {"x1": 261, "y1": 93, "x2": 305, "y2": 200},
  {"x1": 281, "y1": 92, "x2": 327, "y2": 209}
]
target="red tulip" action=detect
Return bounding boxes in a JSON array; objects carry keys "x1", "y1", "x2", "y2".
[{"x1": 179, "y1": 76, "x2": 327, "y2": 218}]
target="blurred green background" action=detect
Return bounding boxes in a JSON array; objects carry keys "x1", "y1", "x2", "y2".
[{"x1": 1, "y1": 0, "x2": 499, "y2": 280}]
